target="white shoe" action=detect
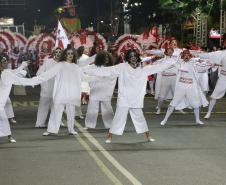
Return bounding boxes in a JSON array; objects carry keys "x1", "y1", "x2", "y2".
[
  {"x1": 69, "y1": 131, "x2": 78, "y2": 135},
  {"x1": 196, "y1": 120, "x2": 205, "y2": 125},
  {"x1": 83, "y1": 127, "x2": 88, "y2": 130},
  {"x1": 148, "y1": 137, "x2": 155, "y2": 142},
  {"x1": 105, "y1": 138, "x2": 112, "y2": 143},
  {"x1": 42, "y1": 132, "x2": 51, "y2": 136},
  {"x1": 155, "y1": 109, "x2": 161, "y2": 115},
  {"x1": 9, "y1": 118, "x2": 17, "y2": 124},
  {"x1": 9, "y1": 137, "x2": 16, "y2": 143},
  {"x1": 160, "y1": 120, "x2": 166, "y2": 126},
  {"x1": 204, "y1": 113, "x2": 211, "y2": 119}
]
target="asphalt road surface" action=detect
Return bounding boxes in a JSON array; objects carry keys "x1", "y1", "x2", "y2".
[{"x1": 1, "y1": 86, "x2": 226, "y2": 185}]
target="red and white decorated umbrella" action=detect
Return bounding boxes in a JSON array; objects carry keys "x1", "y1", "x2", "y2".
[
  {"x1": 35, "y1": 33, "x2": 55, "y2": 66},
  {"x1": 25, "y1": 35, "x2": 39, "y2": 52},
  {"x1": 70, "y1": 29, "x2": 108, "y2": 50},
  {"x1": 36, "y1": 33, "x2": 55, "y2": 54},
  {"x1": 0, "y1": 30, "x2": 17, "y2": 51},
  {"x1": 71, "y1": 33, "x2": 93, "y2": 49},
  {"x1": 114, "y1": 34, "x2": 138, "y2": 50},
  {"x1": 0, "y1": 34, "x2": 11, "y2": 52},
  {"x1": 14, "y1": 32, "x2": 27, "y2": 50},
  {"x1": 160, "y1": 37, "x2": 177, "y2": 49},
  {"x1": 116, "y1": 39, "x2": 142, "y2": 57}
]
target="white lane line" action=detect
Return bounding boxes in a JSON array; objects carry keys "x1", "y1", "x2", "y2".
[
  {"x1": 75, "y1": 134, "x2": 123, "y2": 185},
  {"x1": 96, "y1": 112, "x2": 226, "y2": 115},
  {"x1": 144, "y1": 111, "x2": 226, "y2": 115},
  {"x1": 75, "y1": 121, "x2": 143, "y2": 185}
]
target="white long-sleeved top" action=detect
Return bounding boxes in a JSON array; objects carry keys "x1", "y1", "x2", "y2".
[
  {"x1": 171, "y1": 59, "x2": 209, "y2": 109},
  {"x1": 0, "y1": 69, "x2": 40, "y2": 109},
  {"x1": 77, "y1": 54, "x2": 90, "y2": 67},
  {"x1": 146, "y1": 48, "x2": 183, "y2": 58},
  {"x1": 36, "y1": 58, "x2": 57, "y2": 98},
  {"x1": 36, "y1": 62, "x2": 82, "y2": 105},
  {"x1": 87, "y1": 65, "x2": 117, "y2": 101},
  {"x1": 198, "y1": 50, "x2": 226, "y2": 75},
  {"x1": 198, "y1": 50, "x2": 226, "y2": 65},
  {"x1": 154, "y1": 55, "x2": 178, "y2": 100},
  {"x1": 34, "y1": 61, "x2": 98, "y2": 106},
  {"x1": 77, "y1": 54, "x2": 96, "y2": 67},
  {"x1": 84, "y1": 60, "x2": 176, "y2": 108}
]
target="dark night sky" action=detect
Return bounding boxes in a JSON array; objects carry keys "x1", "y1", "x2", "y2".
[
  {"x1": 0, "y1": 0, "x2": 118, "y2": 32},
  {"x1": 0, "y1": 0, "x2": 62, "y2": 31}
]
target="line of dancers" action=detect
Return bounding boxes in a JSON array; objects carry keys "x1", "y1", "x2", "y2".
[{"x1": 0, "y1": 44, "x2": 226, "y2": 144}]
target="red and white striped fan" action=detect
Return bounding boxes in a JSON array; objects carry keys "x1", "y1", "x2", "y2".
[
  {"x1": 14, "y1": 32, "x2": 27, "y2": 49},
  {"x1": 36, "y1": 33, "x2": 55, "y2": 54},
  {"x1": 25, "y1": 35, "x2": 39, "y2": 52},
  {"x1": 117, "y1": 39, "x2": 142, "y2": 57},
  {"x1": 0, "y1": 34, "x2": 11, "y2": 52},
  {"x1": 1, "y1": 30, "x2": 17, "y2": 46}
]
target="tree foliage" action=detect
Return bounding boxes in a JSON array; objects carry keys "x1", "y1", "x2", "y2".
[{"x1": 126, "y1": 0, "x2": 219, "y2": 33}]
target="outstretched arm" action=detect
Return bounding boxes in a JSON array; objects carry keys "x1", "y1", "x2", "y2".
[
  {"x1": 144, "y1": 58, "x2": 177, "y2": 75},
  {"x1": 2, "y1": 70, "x2": 43, "y2": 86},
  {"x1": 83, "y1": 64, "x2": 121, "y2": 77},
  {"x1": 198, "y1": 50, "x2": 225, "y2": 65},
  {"x1": 11, "y1": 61, "x2": 29, "y2": 77},
  {"x1": 2, "y1": 63, "x2": 60, "y2": 86},
  {"x1": 145, "y1": 49, "x2": 164, "y2": 57}
]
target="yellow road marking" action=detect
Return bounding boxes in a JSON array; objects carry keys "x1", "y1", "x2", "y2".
[
  {"x1": 75, "y1": 121, "x2": 143, "y2": 185},
  {"x1": 75, "y1": 134, "x2": 123, "y2": 185}
]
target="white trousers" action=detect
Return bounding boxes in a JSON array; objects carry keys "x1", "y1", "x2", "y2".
[
  {"x1": 211, "y1": 76, "x2": 226, "y2": 99},
  {"x1": 159, "y1": 76, "x2": 176, "y2": 100},
  {"x1": 85, "y1": 100, "x2": 114, "y2": 129},
  {"x1": 36, "y1": 96, "x2": 52, "y2": 127},
  {"x1": 0, "y1": 108, "x2": 11, "y2": 137},
  {"x1": 197, "y1": 72, "x2": 209, "y2": 92},
  {"x1": 109, "y1": 106, "x2": 149, "y2": 135},
  {"x1": 4, "y1": 98, "x2": 14, "y2": 119},
  {"x1": 47, "y1": 103, "x2": 75, "y2": 134},
  {"x1": 170, "y1": 83, "x2": 201, "y2": 108}
]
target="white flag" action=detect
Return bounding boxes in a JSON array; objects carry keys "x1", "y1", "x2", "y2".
[{"x1": 55, "y1": 21, "x2": 70, "y2": 49}]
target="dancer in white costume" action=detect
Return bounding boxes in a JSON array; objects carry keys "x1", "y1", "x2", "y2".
[
  {"x1": 195, "y1": 59, "x2": 210, "y2": 95},
  {"x1": 84, "y1": 49, "x2": 178, "y2": 143},
  {"x1": 32, "y1": 45, "x2": 95, "y2": 136},
  {"x1": 147, "y1": 38, "x2": 183, "y2": 58},
  {"x1": 85, "y1": 51, "x2": 117, "y2": 129},
  {"x1": 198, "y1": 50, "x2": 226, "y2": 119},
  {"x1": 35, "y1": 47, "x2": 63, "y2": 127},
  {"x1": 160, "y1": 50, "x2": 209, "y2": 126},
  {"x1": 75, "y1": 46, "x2": 91, "y2": 119},
  {"x1": 77, "y1": 45, "x2": 91, "y2": 105},
  {"x1": 5, "y1": 53, "x2": 30, "y2": 124},
  {"x1": 0, "y1": 56, "x2": 41, "y2": 143},
  {"x1": 155, "y1": 47, "x2": 178, "y2": 114},
  {"x1": 1, "y1": 53, "x2": 26, "y2": 124}
]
